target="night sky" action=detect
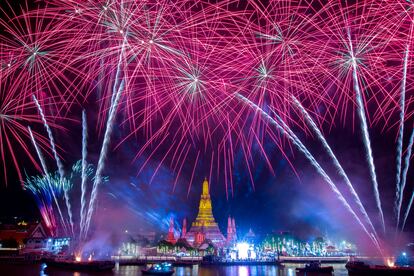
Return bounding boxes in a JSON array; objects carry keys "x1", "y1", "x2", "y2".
[
  {"x1": 1, "y1": 106, "x2": 412, "y2": 249},
  {"x1": 1, "y1": 0, "x2": 414, "y2": 255}
]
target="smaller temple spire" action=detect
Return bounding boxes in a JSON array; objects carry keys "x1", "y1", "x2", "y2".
[
  {"x1": 227, "y1": 216, "x2": 232, "y2": 234},
  {"x1": 181, "y1": 218, "x2": 187, "y2": 238},
  {"x1": 166, "y1": 217, "x2": 176, "y2": 244},
  {"x1": 232, "y1": 218, "x2": 237, "y2": 240},
  {"x1": 227, "y1": 216, "x2": 237, "y2": 244}
]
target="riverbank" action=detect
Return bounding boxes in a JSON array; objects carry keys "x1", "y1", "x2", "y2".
[
  {"x1": 0, "y1": 262, "x2": 350, "y2": 276},
  {"x1": 114, "y1": 255, "x2": 350, "y2": 266}
]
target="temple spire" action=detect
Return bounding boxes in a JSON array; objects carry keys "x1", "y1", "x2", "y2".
[
  {"x1": 202, "y1": 177, "x2": 209, "y2": 195},
  {"x1": 166, "y1": 217, "x2": 176, "y2": 244},
  {"x1": 181, "y1": 218, "x2": 187, "y2": 238},
  {"x1": 227, "y1": 216, "x2": 237, "y2": 244},
  {"x1": 186, "y1": 178, "x2": 225, "y2": 246}
]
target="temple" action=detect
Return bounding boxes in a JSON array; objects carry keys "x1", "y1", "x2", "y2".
[
  {"x1": 184, "y1": 178, "x2": 226, "y2": 247},
  {"x1": 166, "y1": 217, "x2": 176, "y2": 244},
  {"x1": 226, "y1": 216, "x2": 237, "y2": 244}
]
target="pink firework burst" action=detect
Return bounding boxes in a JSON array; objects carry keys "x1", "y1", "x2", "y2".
[
  {"x1": 0, "y1": 72, "x2": 65, "y2": 185},
  {"x1": 0, "y1": 2, "x2": 87, "y2": 112}
]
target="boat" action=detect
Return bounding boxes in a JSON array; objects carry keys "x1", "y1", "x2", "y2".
[
  {"x1": 141, "y1": 262, "x2": 175, "y2": 275},
  {"x1": 295, "y1": 261, "x2": 334, "y2": 274},
  {"x1": 346, "y1": 261, "x2": 414, "y2": 276},
  {"x1": 44, "y1": 257, "x2": 115, "y2": 271}
]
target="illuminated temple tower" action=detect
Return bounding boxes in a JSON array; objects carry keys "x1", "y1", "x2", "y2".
[
  {"x1": 166, "y1": 217, "x2": 176, "y2": 244},
  {"x1": 227, "y1": 216, "x2": 237, "y2": 244},
  {"x1": 185, "y1": 178, "x2": 226, "y2": 246}
]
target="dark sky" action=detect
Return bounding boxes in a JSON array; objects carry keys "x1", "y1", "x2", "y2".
[
  {"x1": 1, "y1": 0, "x2": 413, "y2": 255},
  {"x1": 1, "y1": 108, "x2": 412, "y2": 252}
]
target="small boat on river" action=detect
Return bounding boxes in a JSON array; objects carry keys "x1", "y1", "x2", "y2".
[{"x1": 141, "y1": 262, "x2": 175, "y2": 275}]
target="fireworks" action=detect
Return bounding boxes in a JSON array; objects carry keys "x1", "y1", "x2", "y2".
[
  {"x1": 24, "y1": 157, "x2": 108, "y2": 239},
  {"x1": 0, "y1": 74, "x2": 62, "y2": 185},
  {"x1": 24, "y1": 172, "x2": 69, "y2": 236},
  {"x1": 1, "y1": 0, "x2": 414, "y2": 254}
]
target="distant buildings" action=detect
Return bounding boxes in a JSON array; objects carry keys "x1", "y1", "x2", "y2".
[
  {"x1": 260, "y1": 231, "x2": 357, "y2": 257},
  {"x1": 0, "y1": 220, "x2": 40, "y2": 249},
  {"x1": 0, "y1": 220, "x2": 69, "y2": 254}
]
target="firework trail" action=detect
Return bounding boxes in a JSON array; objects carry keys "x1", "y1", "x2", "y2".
[
  {"x1": 347, "y1": 30, "x2": 385, "y2": 233},
  {"x1": 28, "y1": 126, "x2": 67, "y2": 234},
  {"x1": 395, "y1": 44, "x2": 410, "y2": 228},
  {"x1": 24, "y1": 172, "x2": 70, "y2": 237},
  {"x1": 400, "y1": 125, "x2": 414, "y2": 231},
  {"x1": 80, "y1": 110, "x2": 88, "y2": 237},
  {"x1": 237, "y1": 93, "x2": 381, "y2": 252},
  {"x1": 32, "y1": 95, "x2": 65, "y2": 178},
  {"x1": 402, "y1": 197, "x2": 414, "y2": 232},
  {"x1": 33, "y1": 95, "x2": 74, "y2": 236},
  {"x1": 24, "y1": 175, "x2": 58, "y2": 236},
  {"x1": 0, "y1": 75, "x2": 56, "y2": 185},
  {"x1": 83, "y1": 38, "x2": 127, "y2": 240},
  {"x1": 3, "y1": 0, "x2": 414, "y2": 244},
  {"x1": 292, "y1": 96, "x2": 378, "y2": 238}
]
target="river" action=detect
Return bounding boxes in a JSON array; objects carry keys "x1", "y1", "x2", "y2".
[{"x1": 0, "y1": 263, "x2": 349, "y2": 275}]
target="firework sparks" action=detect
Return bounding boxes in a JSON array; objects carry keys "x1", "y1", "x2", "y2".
[{"x1": 1, "y1": 0, "x2": 414, "y2": 255}]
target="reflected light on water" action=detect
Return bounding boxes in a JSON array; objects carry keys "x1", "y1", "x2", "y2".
[
  {"x1": 238, "y1": 266, "x2": 249, "y2": 276},
  {"x1": 386, "y1": 257, "x2": 395, "y2": 267},
  {"x1": 40, "y1": 263, "x2": 48, "y2": 276},
  {"x1": 0, "y1": 262, "x2": 351, "y2": 275},
  {"x1": 175, "y1": 266, "x2": 194, "y2": 276},
  {"x1": 192, "y1": 264, "x2": 199, "y2": 276},
  {"x1": 117, "y1": 265, "x2": 140, "y2": 276}
]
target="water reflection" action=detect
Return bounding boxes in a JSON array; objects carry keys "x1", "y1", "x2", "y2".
[
  {"x1": 0, "y1": 263, "x2": 349, "y2": 276},
  {"x1": 40, "y1": 263, "x2": 48, "y2": 276},
  {"x1": 238, "y1": 266, "x2": 249, "y2": 276}
]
